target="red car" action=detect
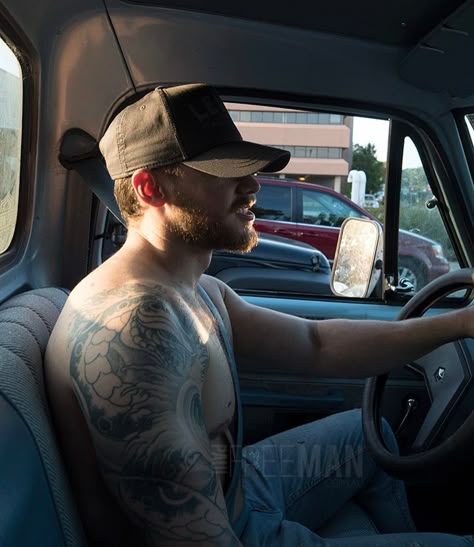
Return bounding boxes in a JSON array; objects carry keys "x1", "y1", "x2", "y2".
[{"x1": 253, "y1": 177, "x2": 450, "y2": 290}]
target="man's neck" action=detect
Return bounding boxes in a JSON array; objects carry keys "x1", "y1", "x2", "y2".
[{"x1": 121, "y1": 227, "x2": 212, "y2": 289}]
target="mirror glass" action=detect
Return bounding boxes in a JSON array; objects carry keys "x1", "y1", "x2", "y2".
[{"x1": 331, "y1": 218, "x2": 382, "y2": 297}]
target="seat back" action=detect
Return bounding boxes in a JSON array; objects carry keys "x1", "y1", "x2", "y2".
[{"x1": 0, "y1": 288, "x2": 86, "y2": 546}]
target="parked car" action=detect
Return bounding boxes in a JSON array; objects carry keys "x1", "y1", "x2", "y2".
[
  {"x1": 374, "y1": 190, "x2": 385, "y2": 203},
  {"x1": 363, "y1": 194, "x2": 379, "y2": 208},
  {"x1": 253, "y1": 177, "x2": 450, "y2": 290}
]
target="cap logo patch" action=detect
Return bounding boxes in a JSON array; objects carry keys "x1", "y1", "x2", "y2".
[{"x1": 188, "y1": 94, "x2": 226, "y2": 127}]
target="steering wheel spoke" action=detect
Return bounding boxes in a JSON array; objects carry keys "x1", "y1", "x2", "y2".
[{"x1": 410, "y1": 343, "x2": 471, "y2": 449}]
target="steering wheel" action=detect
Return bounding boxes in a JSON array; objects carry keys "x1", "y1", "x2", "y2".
[{"x1": 363, "y1": 268, "x2": 474, "y2": 480}]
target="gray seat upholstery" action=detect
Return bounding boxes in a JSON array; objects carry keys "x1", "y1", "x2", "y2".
[{"x1": 0, "y1": 288, "x2": 86, "y2": 546}]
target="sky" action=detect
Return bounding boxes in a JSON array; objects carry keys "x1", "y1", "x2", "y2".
[{"x1": 353, "y1": 116, "x2": 422, "y2": 169}]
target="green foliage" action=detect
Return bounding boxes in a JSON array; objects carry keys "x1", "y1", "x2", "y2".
[
  {"x1": 400, "y1": 205, "x2": 455, "y2": 261},
  {"x1": 351, "y1": 143, "x2": 385, "y2": 194},
  {"x1": 402, "y1": 166, "x2": 429, "y2": 190},
  {"x1": 369, "y1": 205, "x2": 385, "y2": 222},
  {"x1": 357, "y1": 204, "x2": 455, "y2": 262}
]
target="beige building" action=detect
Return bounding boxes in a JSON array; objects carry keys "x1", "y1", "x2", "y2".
[{"x1": 228, "y1": 103, "x2": 352, "y2": 192}]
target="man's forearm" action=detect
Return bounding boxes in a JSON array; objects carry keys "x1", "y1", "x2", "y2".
[{"x1": 312, "y1": 308, "x2": 471, "y2": 378}]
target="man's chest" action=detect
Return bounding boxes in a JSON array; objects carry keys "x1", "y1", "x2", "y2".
[
  {"x1": 174, "y1": 287, "x2": 236, "y2": 437},
  {"x1": 200, "y1": 330, "x2": 236, "y2": 436}
]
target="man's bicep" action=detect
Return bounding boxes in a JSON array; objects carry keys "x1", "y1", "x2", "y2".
[
  {"x1": 221, "y1": 282, "x2": 316, "y2": 375},
  {"x1": 67, "y1": 293, "x2": 239, "y2": 545}
]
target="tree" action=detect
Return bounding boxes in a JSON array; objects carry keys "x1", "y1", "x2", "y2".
[
  {"x1": 402, "y1": 166, "x2": 428, "y2": 190},
  {"x1": 351, "y1": 143, "x2": 385, "y2": 194}
]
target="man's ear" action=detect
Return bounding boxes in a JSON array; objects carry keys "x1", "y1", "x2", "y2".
[{"x1": 131, "y1": 169, "x2": 166, "y2": 207}]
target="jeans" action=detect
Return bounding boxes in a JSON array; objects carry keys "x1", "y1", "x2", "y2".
[{"x1": 239, "y1": 409, "x2": 473, "y2": 546}]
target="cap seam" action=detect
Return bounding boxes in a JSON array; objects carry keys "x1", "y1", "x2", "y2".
[
  {"x1": 116, "y1": 109, "x2": 128, "y2": 175},
  {"x1": 160, "y1": 88, "x2": 186, "y2": 160},
  {"x1": 117, "y1": 156, "x2": 185, "y2": 178}
]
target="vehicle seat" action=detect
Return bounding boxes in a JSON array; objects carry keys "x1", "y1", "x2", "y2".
[{"x1": 0, "y1": 288, "x2": 86, "y2": 546}]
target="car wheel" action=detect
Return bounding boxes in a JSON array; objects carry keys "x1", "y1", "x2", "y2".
[{"x1": 398, "y1": 258, "x2": 426, "y2": 292}]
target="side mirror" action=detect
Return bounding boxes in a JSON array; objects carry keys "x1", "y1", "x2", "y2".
[{"x1": 331, "y1": 218, "x2": 383, "y2": 298}]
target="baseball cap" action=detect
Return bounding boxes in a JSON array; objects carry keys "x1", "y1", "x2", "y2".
[{"x1": 99, "y1": 83, "x2": 290, "y2": 179}]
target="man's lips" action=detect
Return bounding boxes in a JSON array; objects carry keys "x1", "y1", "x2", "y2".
[
  {"x1": 233, "y1": 198, "x2": 256, "y2": 212},
  {"x1": 233, "y1": 195, "x2": 257, "y2": 220},
  {"x1": 235, "y1": 206, "x2": 256, "y2": 220}
]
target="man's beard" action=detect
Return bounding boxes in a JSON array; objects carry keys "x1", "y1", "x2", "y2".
[{"x1": 167, "y1": 203, "x2": 258, "y2": 253}]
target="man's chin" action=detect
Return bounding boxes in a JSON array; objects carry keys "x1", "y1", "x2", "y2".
[
  {"x1": 218, "y1": 230, "x2": 258, "y2": 253},
  {"x1": 174, "y1": 221, "x2": 258, "y2": 252}
]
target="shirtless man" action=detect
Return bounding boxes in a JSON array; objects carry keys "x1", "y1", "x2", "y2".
[{"x1": 45, "y1": 83, "x2": 474, "y2": 547}]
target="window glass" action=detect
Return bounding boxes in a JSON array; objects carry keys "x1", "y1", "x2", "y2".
[
  {"x1": 252, "y1": 184, "x2": 291, "y2": 221},
  {"x1": 302, "y1": 189, "x2": 364, "y2": 226},
  {"x1": 251, "y1": 111, "x2": 263, "y2": 122},
  {"x1": 104, "y1": 99, "x2": 399, "y2": 299},
  {"x1": 98, "y1": 100, "x2": 464, "y2": 299},
  {"x1": 398, "y1": 137, "x2": 457, "y2": 292},
  {"x1": 98, "y1": 101, "x2": 396, "y2": 297},
  {"x1": 0, "y1": 37, "x2": 22, "y2": 254},
  {"x1": 330, "y1": 114, "x2": 343, "y2": 124},
  {"x1": 219, "y1": 102, "x2": 391, "y2": 296},
  {"x1": 302, "y1": 191, "x2": 330, "y2": 225}
]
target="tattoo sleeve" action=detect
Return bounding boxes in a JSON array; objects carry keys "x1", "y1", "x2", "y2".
[{"x1": 68, "y1": 285, "x2": 240, "y2": 546}]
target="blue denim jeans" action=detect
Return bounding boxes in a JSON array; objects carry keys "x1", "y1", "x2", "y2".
[{"x1": 239, "y1": 409, "x2": 473, "y2": 546}]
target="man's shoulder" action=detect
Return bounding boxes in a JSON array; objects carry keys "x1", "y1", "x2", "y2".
[
  {"x1": 199, "y1": 274, "x2": 238, "y2": 337},
  {"x1": 61, "y1": 279, "x2": 209, "y2": 377},
  {"x1": 200, "y1": 274, "x2": 226, "y2": 299},
  {"x1": 55, "y1": 278, "x2": 183, "y2": 349},
  {"x1": 69, "y1": 277, "x2": 177, "y2": 313}
]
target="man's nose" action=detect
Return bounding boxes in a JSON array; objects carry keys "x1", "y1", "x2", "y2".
[{"x1": 239, "y1": 175, "x2": 260, "y2": 195}]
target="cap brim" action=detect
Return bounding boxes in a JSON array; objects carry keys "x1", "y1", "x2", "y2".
[{"x1": 183, "y1": 141, "x2": 290, "y2": 178}]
